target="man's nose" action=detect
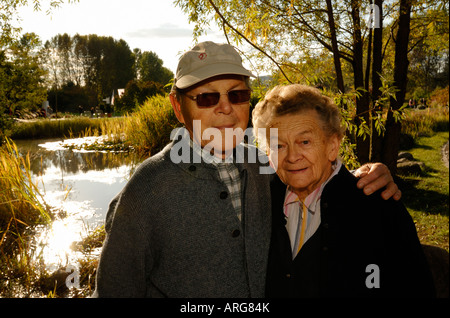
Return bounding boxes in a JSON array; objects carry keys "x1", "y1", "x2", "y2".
[{"x1": 215, "y1": 94, "x2": 233, "y2": 114}]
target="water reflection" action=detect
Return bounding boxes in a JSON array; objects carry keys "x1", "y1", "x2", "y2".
[{"x1": 14, "y1": 137, "x2": 142, "y2": 267}]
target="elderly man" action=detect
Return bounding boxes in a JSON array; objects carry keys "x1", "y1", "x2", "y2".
[{"x1": 92, "y1": 41, "x2": 400, "y2": 298}]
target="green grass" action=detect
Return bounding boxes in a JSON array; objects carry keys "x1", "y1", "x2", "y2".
[{"x1": 400, "y1": 131, "x2": 449, "y2": 251}]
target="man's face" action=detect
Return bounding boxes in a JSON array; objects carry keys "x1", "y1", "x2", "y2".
[{"x1": 171, "y1": 76, "x2": 250, "y2": 156}]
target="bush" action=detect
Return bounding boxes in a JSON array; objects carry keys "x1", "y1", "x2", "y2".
[
  {"x1": 122, "y1": 94, "x2": 181, "y2": 156},
  {"x1": 114, "y1": 80, "x2": 166, "y2": 113},
  {"x1": 430, "y1": 86, "x2": 449, "y2": 108}
]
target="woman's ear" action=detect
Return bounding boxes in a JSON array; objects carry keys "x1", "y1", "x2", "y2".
[
  {"x1": 327, "y1": 134, "x2": 340, "y2": 162},
  {"x1": 169, "y1": 93, "x2": 185, "y2": 124}
]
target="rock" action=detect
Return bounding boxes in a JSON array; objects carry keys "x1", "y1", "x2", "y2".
[
  {"x1": 397, "y1": 151, "x2": 424, "y2": 175},
  {"x1": 399, "y1": 133, "x2": 415, "y2": 150},
  {"x1": 41, "y1": 267, "x2": 70, "y2": 296},
  {"x1": 396, "y1": 157, "x2": 410, "y2": 163},
  {"x1": 397, "y1": 161, "x2": 423, "y2": 175},
  {"x1": 398, "y1": 151, "x2": 414, "y2": 161},
  {"x1": 421, "y1": 244, "x2": 449, "y2": 298}
]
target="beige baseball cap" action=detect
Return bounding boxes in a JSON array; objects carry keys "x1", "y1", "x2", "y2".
[{"x1": 174, "y1": 41, "x2": 255, "y2": 89}]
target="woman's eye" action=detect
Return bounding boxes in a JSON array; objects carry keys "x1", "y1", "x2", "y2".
[
  {"x1": 271, "y1": 144, "x2": 284, "y2": 151},
  {"x1": 300, "y1": 140, "x2": 310, "y2": 145}
]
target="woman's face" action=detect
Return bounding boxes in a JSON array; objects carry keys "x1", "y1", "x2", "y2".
[{"x1": 268, "y1": 110, "x2": 340, "y2": 200}]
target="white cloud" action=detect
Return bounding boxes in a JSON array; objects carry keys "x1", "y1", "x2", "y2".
[{"x1": 126, "y1": 23, "x2": 193, "y2": 39}]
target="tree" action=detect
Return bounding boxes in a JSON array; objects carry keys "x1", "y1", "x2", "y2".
[
  {"x1": 114, "y1": 80, "x2": 166, "y2": 113},
  {"x1": 39, "y1": 33, "x2": 172, "y2": 112},
  {"x1": 2, "y1": 33, "x2": 47, "y2": 115},
  {"x1": 382, "y1": 0, "x2": 412, "y2": 173},
  {"x1": 0, "y1": 0, "x2": 79, "y2": 47},
  {"x1": 135, "y1": 50, "x2": 173, "y2": 85},
  {"x1": 47, "y1": 34, "x2": 135, "y2": 105},
  {"x1": 175, "y1": 0, "x2": 448, "y2": 172},
  {"x1": 407, "y1": 1, "x2": 449, "y2": 98}
]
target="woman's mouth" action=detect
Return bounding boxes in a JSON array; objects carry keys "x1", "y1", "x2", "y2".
[{"x1": 287, "y1": 167, "x2": 308, "y2": 174}]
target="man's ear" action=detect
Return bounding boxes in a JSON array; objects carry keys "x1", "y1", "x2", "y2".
[{"x1": 169, "y1": 93, "x2": 185, "y2": 124}]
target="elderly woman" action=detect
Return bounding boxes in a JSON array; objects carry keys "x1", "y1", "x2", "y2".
[{"x1": 252, "y1": 84, "x2": 435, "y2": 297}]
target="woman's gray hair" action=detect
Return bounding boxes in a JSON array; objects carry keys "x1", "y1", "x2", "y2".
[{"x1": 252, "y1": 84, "x2": 345, "y2": 151}]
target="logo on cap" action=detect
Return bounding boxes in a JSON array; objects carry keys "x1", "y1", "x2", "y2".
[{"x1": 198, "y1": 53, "x2": 207, "y2": 60}]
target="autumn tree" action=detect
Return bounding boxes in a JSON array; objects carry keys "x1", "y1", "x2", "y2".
[{"x1": 175, "y1": 0, "x2": 448, "y2": 172}]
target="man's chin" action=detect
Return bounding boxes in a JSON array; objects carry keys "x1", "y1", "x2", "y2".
[{"x1": 203, "y1": 144, "x2": 237, "y2": 158}]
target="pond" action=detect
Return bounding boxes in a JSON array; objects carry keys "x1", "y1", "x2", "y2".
[{"x1": 14, "y1": 137, "x2": 142, "y2": 269}]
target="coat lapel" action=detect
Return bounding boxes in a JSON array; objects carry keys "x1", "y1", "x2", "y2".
[{"x1": 270, "y1": 175, "x2": 293, "y2": 264}]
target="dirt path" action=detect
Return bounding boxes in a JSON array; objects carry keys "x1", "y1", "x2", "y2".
[{"x1": 443, "y1": 140, "x2": 449, "y2": 168}]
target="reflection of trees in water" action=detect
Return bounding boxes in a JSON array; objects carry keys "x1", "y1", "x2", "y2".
[
  {"x1": 45, "y1": 151, "x2": 141, "y2": 176},
  {"x1": 15, "y1": 139, "x2": 143, "y2": 177}
]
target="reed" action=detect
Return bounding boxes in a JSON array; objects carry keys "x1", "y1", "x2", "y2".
[
  {"x1": 0, "y1": 137, "x2": 53, "y2": 296},
  {"x1": 401, "y1": 106, "x2": 449, "y2": 137},
  {"x1": 10, "y1": 117, "x2": 102, "y2": 140},
  {"x1": 121, "y1": 95, "x2": 181, "y2": 157}
]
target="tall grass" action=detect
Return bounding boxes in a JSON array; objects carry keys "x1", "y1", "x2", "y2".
[
  {"x1": 121, "y1": 95, "x2": 181, "y2": 157},
  {"x1": 401, "y1": 106, "x2": 449, "y2": 137},
  {"x1": 9, "y1": 116, "x2": 125, "y2": 140},
  {"x1": 9, "y1": 95, "x2": 181, "y2": 157},
  {"x1": 10, "y1": 117, "x2": 100, "y2": 139},
  {"x1": 0, "y1": 138, "x2": 53, "y2": 296}
]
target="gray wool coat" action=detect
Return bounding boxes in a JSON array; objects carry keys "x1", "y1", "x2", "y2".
[{"x1": 92, "y1": 131, "x2": 272, "y2": 298}]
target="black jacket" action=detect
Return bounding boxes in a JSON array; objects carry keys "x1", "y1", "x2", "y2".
[{"x1": 266, "y1": 166, "x2": 436, "y2": 297}]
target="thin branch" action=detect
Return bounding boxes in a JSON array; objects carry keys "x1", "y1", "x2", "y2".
[{"x1": 207, "y1": 0, "x2": 293, "y2": 83}]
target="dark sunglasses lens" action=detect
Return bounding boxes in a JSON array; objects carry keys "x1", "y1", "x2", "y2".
[
  {"x1": 196, "y1": 93, "x2": 220, "y2": 107},
  {"x1": 228, "y1": 90, "x2": 251, "y2": 104}
]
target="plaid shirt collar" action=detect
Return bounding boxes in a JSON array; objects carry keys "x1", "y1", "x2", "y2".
[{"x1": 182, "y1": 128, "x2": 243, "y2": 221}]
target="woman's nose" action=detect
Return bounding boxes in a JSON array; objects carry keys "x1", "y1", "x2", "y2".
[{"x1": 286, "y1": 145, "x2": 302, "y2": 163}]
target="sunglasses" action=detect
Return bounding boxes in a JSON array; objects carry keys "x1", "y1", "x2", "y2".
[{"x1": 184, "y1": 89, "x2": 252, "y2": 107}]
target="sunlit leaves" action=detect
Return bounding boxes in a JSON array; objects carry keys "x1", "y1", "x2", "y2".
[{"x1": 0, "y1": 0, "x2": 79, "y2": 46}]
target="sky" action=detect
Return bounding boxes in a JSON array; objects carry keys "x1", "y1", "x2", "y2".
[{"x1": 14, "y1": 0, "x2": 228, "y2": 73}]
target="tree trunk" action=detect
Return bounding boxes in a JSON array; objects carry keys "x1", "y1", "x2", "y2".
[
  {"x1": 351, "y1": 0, "x2": 371, "y2": 164},
  {"x1": 372, "y1": 0, "x2": 383, "y2": 101},
  {"x1": 382, "y1": 0, "x2": 412, "y2": 174},
  {"x1": 325, "y1": 0, "x2": 345, "y2": 93},
  {"x1": 370, "y1": 0, "x2": 384, "y2": 163}
]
